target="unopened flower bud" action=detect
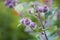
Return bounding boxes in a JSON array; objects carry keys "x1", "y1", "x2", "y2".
[{"x1": 27, "y1": 7, "x2": 34, "y2": 15}]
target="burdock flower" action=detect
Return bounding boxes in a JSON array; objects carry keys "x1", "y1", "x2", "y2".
[
  {"x1": 24, "y1": 18, "x2": 31, "y2": 26},
  {"x1": 5, "y1": 0, "x2": 11, "y2": 6},
  {"x1": 30, "y1": 22, "x2": 37, "y2": 29},
  {"x1": 43, "y1": 6, "x2": 49, "y2": 13},
  {"x1": 7, "y1": 3, "x2": 14, "y2": 8},
  {"x1": 36, "y1": 6, "x2": 43, "y2": 13},
  {"x1": 20, "y1": 18, "x2": 32, "y2": 26},
  {"x1": 4, "y1": 0, "x2": 18, "y2": 8}
]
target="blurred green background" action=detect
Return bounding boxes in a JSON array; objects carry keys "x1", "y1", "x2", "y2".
[{"x1": 0, "y1": 0, "x2": 38, "y2": 40}]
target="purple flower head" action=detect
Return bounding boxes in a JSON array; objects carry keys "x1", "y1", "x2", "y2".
[
  {"x1": 7, "y1": 3, "x2": 14, "y2": 8},
  {"x1": 5, "y1": 0, "x2": 11, "y2": 6},
  {"x1": 24, "y1": 19, "x2": 31, "y2": 25},
  {"x1": 20, "y1": 18, "x2": 31, "y2": 26},
  {"x1": 20, "y1": 18, "x2": 37, "y2": 30},
  {"x1": 4, "y1": 0, "x2": 18, "y2": 8},
  {"x1": 36, "y1": 6, "x2": 43, "y2": 13},
  {"x1": 43, "y1": 6, "x2": 49, "y2": 13},
  {"x1": 12, "y1": 0, "x2": 18, "y2": 6},
  {"x1": 30, "y1": 22, "x2": 37, "y2": 29}
]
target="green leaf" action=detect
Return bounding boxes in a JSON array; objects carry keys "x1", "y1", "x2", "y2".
[
  {"x1": 48, "y1": 33, "x2": 58, "y2": 40},
  {"x1": 45, "y1": 11, "x2": 52, "y2": 18},
  {"x1": 45, "y1": 8, "x2": 57, "y2": 19},
  {"x1": 47, "y1": 26, "x2": 57, "y2": 36}
]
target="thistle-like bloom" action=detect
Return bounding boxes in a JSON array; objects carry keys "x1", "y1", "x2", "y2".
[
  {"x1": 30, "y1": 22, "x2": 37, "y2": 29},
  {"x1": 5, "y1": 0, "x2": 11, "y2": 5},
  {"x1": 35, "y1": 5, "x2": 49, "y2": 13},
  {"x1": 4, "y1": 0, "x2": 18, "y2": 8},
  {"x1": 20, "y1": 18, "x2": 32, "y2": 26},
  {"x1": 43, "y1": 6, "x2": 49, "y2": 13},
  {"x1": 7, "y1": 3, "x2": 14, "y2": 8},
  {"x1": 36, "y1": 6, "x2": 43, "y2": 13},
  {"x1": 24, "y1": 18, "x2": 31, "y2": 26},
  {"x1": 20, "y1": 18, "x2": 37, "y2": 29},
  {"x1": 20, "y1": 18, "x2": 37, "y2": 32}
]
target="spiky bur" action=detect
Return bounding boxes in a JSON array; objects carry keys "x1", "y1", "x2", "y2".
[{"x1": 4, "y1": 0, "x2": 18, "y2": 8}]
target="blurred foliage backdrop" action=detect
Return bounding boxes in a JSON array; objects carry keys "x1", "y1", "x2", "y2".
[{"x1": 0, "y1": 0, "x2": 60, "y2": 40}]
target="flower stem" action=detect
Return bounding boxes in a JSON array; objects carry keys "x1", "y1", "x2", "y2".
[{"x1": 37, "y1": 13, "x2": 48, "y2": 40}]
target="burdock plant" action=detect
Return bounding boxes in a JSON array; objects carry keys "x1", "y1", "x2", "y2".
[{"x1": 4, "y1": 0, "x2": 58, "y2": 40}]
